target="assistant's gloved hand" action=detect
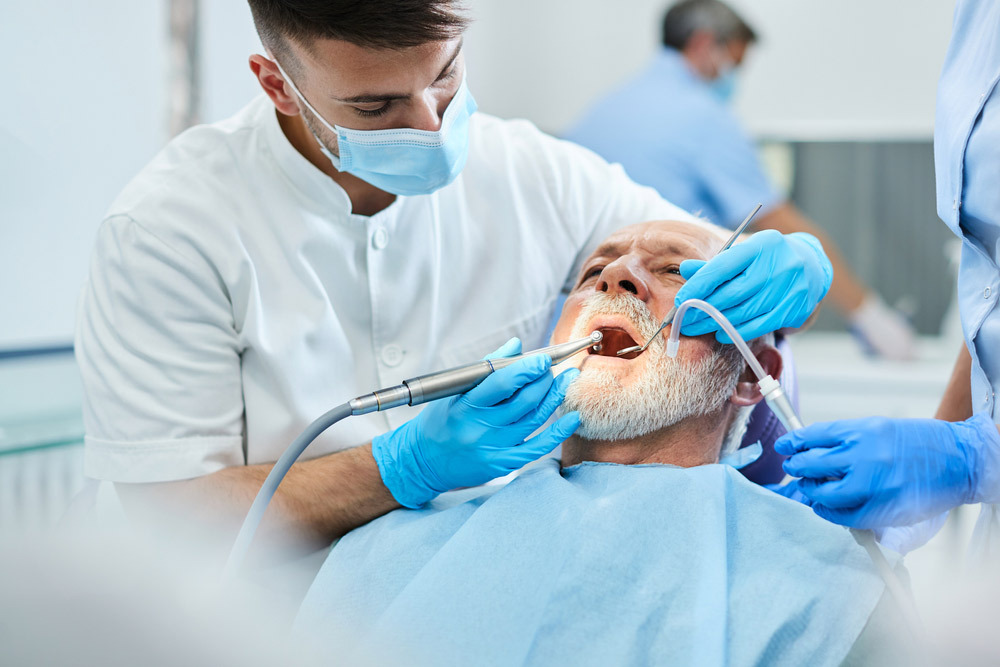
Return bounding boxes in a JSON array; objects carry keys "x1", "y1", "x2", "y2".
[
  {"x1": 774, "y1": 414, "x2": 1000, "y2": 529},
  {"x1": 371, "y1": 338, "x2": 581, "y2": 508},
  {"x1": 765, "y1": 480, "x2": 814, "y2": 507},
  {"x1": 674, "y1": 230, "x2": 833, "y2": 343}
]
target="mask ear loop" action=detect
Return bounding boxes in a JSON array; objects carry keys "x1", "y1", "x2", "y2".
[{"x1": 265, "y1": 52, "x2": 345, "y2": 170}]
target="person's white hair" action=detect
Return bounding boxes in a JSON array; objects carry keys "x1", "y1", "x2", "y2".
[{"x1": 718, "y1": 333, "x2": 774, "y2": 457}]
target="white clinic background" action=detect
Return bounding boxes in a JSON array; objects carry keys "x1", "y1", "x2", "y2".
[{"x1": 0, "y1": 0, "x2": 955, "y2": 349}]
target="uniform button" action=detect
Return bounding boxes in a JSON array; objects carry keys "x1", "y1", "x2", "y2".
[
  {"x1": 986, "y1": 286, "x2": 992, "y2": 299},
  {"x1": 381, "y1": 344, "x2": 404, "y2": 367},
  {"x1": 373, "y1": 227, "x2": 389, "y2": 250},
  {"x1": 953, "y1": 198, "x2": 958, "y2": 210}
]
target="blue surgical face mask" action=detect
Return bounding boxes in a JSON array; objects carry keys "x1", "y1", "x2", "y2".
[
  {"x1": 710, "y1": 68, "x2": 738, "y2": 103},
  {"x1": 274, "y1": 59, "x2": 478, "y2": 196},
  {"x1": 709, "y1": 47, "x2": 739, "y2": 104}
]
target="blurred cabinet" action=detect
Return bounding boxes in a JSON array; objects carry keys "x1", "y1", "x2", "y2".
[
  {"x1": 0, "y1": 353, "x2": 85, "y2": 533},
  {"x1": 788, "y1": 141, "x2": 956, "y2": 335}
]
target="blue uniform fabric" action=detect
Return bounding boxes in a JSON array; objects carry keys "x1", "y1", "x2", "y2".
[
  {"x1": 565, "y1": 48, "x2": 782, "y2": 229},
  {"x1": 297, "y1": 459, "x2": 889, "y2": 666},
  {"x1": 935, "y1": 0, "x2": 1000, "y2": 505}
]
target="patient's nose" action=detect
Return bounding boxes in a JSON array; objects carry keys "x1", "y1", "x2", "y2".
[{"x1": 597, "y1": 258, "x2": 651, "y2": 301}]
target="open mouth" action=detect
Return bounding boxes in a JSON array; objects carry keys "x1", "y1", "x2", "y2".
[{"x1": 589, "y1": 327, "x2": 642, "y2": 360}]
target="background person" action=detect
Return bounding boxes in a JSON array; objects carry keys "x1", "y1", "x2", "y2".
[{"x1": 565, "y1": 0, "x2": 917, "y2": 360}]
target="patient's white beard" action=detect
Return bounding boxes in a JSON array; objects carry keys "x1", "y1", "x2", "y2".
[{"x1": 559, "y1": 293, "x2": 743, "y2": 442}]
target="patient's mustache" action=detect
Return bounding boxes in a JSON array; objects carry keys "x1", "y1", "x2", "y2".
[{"x1": 572, "y1": 292, "x2": 663, "y2": 345}]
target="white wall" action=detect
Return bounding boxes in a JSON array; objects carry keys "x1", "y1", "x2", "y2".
[
  {"x1": 199, "y1": 1, "x2": 263, "y2": 124},
  {"x1": 0, "y1": 3, "x2": 167, "y2": 348},
  {"x1": 0, "y1": 0, "x2": 957, "y2": 348}
]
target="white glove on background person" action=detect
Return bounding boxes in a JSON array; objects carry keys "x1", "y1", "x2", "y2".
[{"x1": 849, "y1": 293, "x2": 918, "y2": 361}]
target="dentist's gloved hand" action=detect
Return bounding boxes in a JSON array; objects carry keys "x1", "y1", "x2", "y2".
[
  {"x1": 372, "y1": 338, "x2": 581, "y2": 508},
  {"x1": 774, "y1": 414, "x2": 1000, "y2": 529},
  {"x1": 674, "y1": 230, "x2": 833, "y2": 343}
]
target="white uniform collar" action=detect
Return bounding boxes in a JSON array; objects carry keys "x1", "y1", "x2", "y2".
[{"x1": 257, "y1": 95, "x2": 356, "y2": 215}]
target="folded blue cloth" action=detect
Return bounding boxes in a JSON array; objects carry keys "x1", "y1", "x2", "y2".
[{"x1": 298, "y1": 459, "x2": 891, "y2": 666}]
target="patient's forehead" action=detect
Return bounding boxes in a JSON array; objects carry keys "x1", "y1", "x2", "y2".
[{"x1": 587, "y1": 220, "x2": 726, "y2": 264}]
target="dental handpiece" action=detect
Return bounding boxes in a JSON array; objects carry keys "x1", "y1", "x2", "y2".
[
  {"x1": 616, "y1": 203, "x2": 763, "y2": 357},
  {"x1": 223, "y1": 330, "x2": 603, "y2": 580},
  {"x1": 349, "y1": 331, "x2": 604, "y2": 415}
]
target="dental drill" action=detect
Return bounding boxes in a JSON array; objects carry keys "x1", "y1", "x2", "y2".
[
  {"x1": 223, "y1": 331, "x2": 604, "y2": 581},
  {"x1": 667, "y1": 298, "x2": 924, "y2": 641}
]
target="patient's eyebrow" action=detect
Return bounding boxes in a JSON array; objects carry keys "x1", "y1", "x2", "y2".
[
  {"x1": 653, "y1": 240, "x2": 705, "y2": 259},
  {"x1": 590, "y1": 240, "x2": 628, "y2": 259},
  {"x1": 589, "y1": 238, "x2": 705, "y2": 261}
]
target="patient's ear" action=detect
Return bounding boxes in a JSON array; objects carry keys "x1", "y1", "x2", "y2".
[{"x1": 729, "y1": 344, "x2": 783, "y2": 407}]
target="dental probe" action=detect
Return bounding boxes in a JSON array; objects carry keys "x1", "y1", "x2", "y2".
[
  {"x1": 616, "y1": 203, "x2": 763, "y2": 357},
  {"x1": 223, "y1": 331, "x2": 603, "y2": 581}
]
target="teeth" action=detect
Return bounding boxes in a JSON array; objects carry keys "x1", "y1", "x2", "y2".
[{"x1": 589, "y1": 327, "x2": 640, "y2": 358}]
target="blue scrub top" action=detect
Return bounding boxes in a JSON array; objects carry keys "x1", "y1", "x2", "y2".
[
  {"x1": 935, "y1": 0, "x2": 1000, "y2": 423},
  {"x1": 564, "y1": 47, "x2": 782, "y2": 229}
]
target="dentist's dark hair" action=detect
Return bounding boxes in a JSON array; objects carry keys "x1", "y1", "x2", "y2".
[
  {"x1": 661, "y1": 0, "x2": 757, "y2": 50},
  {"x1": 248, "y1": 0, "x2": 469, "y2": 70}
]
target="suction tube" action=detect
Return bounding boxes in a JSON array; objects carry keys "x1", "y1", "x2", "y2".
[
  {"x1": 666, "y1": 298, "x2": 923, "y2": 643},
  {"x1": 667, "y1": 298, "x2": 802, "y2": 431}
]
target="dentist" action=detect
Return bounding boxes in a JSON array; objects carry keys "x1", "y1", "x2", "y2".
[{"x1": 75, "y1": 0, "x2": 832, "y2": 555}]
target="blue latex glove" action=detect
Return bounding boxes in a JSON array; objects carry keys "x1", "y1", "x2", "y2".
[
  {"x1": 372, "y1": 338, "x2": 582, "y2": 508},
  {"x1": 774, "y1": 414, "x2": 1000, "y2": 529},
  {"x1": 674, "y1": 230, "x2": 833, "y2": 343},
  {"x1": 765, "y1": 480, "x2": 814, "y2": 507}
]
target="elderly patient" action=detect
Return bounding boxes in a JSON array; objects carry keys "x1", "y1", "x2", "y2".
[{"x1": 297, "y1": 220, "x2": 907, "y2": 666}]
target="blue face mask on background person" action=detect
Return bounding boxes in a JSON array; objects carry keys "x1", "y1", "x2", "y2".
[
  {"x1": 708, "y1": 45, "x2": 738, "y2": 103},
  {"x1": 275, "y1": 59, "x2": 478, "y2": 196},
  {"x1": 710, "y1": 68, "x2": 738, "y2": 103}
]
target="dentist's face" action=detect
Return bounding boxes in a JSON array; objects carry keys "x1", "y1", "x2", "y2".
[{"x1": 263, "y1": 36, "x2": 465, "y2": 156}]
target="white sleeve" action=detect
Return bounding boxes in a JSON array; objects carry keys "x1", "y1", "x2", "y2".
[
  {"x1": 75, "y1": 215, "x2": 245, "y2": 483},
  {"x1": 542, "y1": 135, "x2": 697, "y2": 291}
]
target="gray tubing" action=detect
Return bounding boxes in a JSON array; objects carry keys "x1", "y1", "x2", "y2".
[
  {"x1": 851, "y1": 528, "x2": 926, "y2": 644},
  {"x1": 223, "y1": 402, "x2": 354, "y2": 582}
]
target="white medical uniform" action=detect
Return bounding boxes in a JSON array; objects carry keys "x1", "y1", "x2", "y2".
[{"x1": 76, "y1": 95, "x2": 692, "y2": 483}]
